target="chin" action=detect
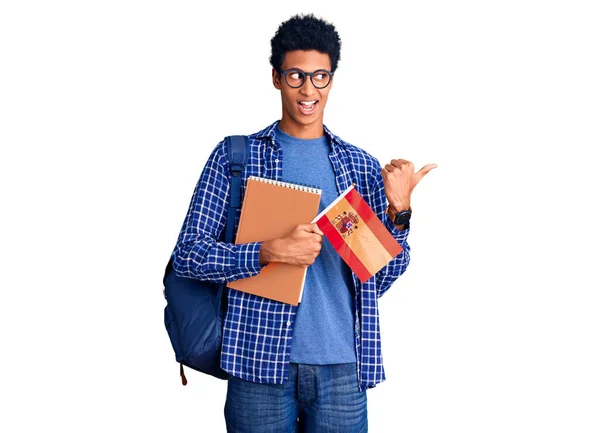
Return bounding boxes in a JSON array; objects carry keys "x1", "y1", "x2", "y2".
[{"x1": 295, "y1": 113, "x2": 322, "y2": 126}]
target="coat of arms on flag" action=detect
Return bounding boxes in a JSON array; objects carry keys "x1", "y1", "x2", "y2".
[
  {"x1": 332, "y1": 211, "x2": 360, "y2": 238},
  {"x1": 312, "y1": 184, "x2": 403, "y2": 283}
]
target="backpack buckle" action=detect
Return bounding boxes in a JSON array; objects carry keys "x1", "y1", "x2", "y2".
[
  {"x1": 230, "y1": 152, "x2": 244, "y2": 175},
  {"x1": 230, "y1": 163, "x2": 243, "y2": 175}
]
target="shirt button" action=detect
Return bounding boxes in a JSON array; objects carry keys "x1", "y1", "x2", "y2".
[
  {"x1": 286, "y1": 321, "x2": 291, "y2": 327},
  {"x1": 275, "y1": 159, "x2": 279, "y2": 163}
]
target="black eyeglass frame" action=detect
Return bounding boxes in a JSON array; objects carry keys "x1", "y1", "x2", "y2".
[{"x1": 278, "y1": 68, "x2": 334, "y2": 89}]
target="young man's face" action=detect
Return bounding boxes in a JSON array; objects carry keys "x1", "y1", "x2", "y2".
[{"x1": 272, "y1": 50, "x2": 333, "y2": 137}]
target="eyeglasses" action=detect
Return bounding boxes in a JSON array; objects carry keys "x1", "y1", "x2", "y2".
[{"x1": 279, "y1": 68, "x2": 333, "y2": 89}]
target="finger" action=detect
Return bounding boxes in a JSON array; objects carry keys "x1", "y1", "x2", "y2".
[
  {"x1": 310, "y1": 224, "x2": 324, "y2": 236},
  {"x1": 416, "y1": 163, "x2": 438, "y2": 176},
  {"x1": 390, "y1": 159, "x2": 411, "y2": 168},
  {"x1": 309, "y1": 231, "x2": 323, "y2": 242},
  {"x1": 415, "y1": 163, "x2": 438, "y2": 181},
  {"x1": 381, "y1": 169, "x2": 392, "y2": 183},
  {"x1": 301, "y1": 223, "x2": 321, "y2": 236},
  {"x1": 384, "y1": 163, "x2": 396, "y2": 172}
]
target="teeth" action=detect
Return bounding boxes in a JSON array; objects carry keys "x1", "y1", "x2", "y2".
[{"x1": 300, "y1": 101, "x2": 316, "y2": 106}]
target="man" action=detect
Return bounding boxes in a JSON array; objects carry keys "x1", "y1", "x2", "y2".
[{"x1": 172, "y1": 13, "x2": 436, "y2": 433}]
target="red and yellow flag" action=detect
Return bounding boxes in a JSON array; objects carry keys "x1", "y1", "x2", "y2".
[{"x1": 313, "y1": 185, "x2": 403, "y2": 283}]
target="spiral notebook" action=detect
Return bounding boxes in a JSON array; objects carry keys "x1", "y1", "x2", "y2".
[{"x1": 227, "y1": 176, "x2": 322, "y2": 305}]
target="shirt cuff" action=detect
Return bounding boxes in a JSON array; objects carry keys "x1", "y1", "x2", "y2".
[
  {"x1": 234, "y1": 241, "x2": 266, "y2": 277},
  {"x1": 384, "y1": 216, "x2": 410, "y2": 243}
]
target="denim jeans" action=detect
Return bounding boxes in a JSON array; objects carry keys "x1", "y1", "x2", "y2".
[{"x1": 224, "y1": 362, "x2": 368, "y2": 433}]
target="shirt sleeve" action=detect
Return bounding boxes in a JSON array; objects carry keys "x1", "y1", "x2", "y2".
[
  {"x1": 171, "y1": 140, "x2": 265, "y2": 283},
  {"x1": 368, "y1": 160, "x2": 411, "y2": 298}
]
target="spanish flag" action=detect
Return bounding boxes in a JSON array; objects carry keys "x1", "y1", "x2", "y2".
[{"x1": 312, "y1": 185, "x2": 403, "y2": 283}]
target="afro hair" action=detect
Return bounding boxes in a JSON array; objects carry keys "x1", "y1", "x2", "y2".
[{"x1": 270, "y1": 14, "x2": 342, "y2": 73}]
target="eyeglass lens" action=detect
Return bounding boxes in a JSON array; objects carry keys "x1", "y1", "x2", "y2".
[{"x1": 285, "y1": 69, "x2": 331, "y2": 89}]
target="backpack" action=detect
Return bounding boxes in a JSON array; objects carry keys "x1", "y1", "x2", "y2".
[{"x1": 163, "y1": 135, "x2": 249, "y2": 385}]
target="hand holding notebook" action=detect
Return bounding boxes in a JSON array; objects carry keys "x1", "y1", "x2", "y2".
[{"x1": 259, "y1": 223, "x2": 324, "y2": 268}]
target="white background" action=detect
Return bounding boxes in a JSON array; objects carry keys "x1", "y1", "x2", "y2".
[{"x1": 1, "y1": 1, "x2": 599, "y2": 432}]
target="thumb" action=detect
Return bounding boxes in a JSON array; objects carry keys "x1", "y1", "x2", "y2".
[
  {"x1": 309, "y1": 223, "x2": 324, "y2": 236},
  {"x1": 415, "y1": 163, "x2": 438, "y2": 182}
]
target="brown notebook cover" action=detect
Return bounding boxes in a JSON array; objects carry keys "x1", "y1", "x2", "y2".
[{"x1": 227, "y1": 176, "x2": 322, "y2": 305}]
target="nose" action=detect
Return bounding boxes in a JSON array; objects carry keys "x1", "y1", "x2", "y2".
[{"x1": 299, "y1": 76, "x2": 317, "y2": 96}]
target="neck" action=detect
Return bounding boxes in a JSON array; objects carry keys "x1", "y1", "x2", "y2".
[{"x1": 278, "y1": 118, "x2": 325, "y2": 140}]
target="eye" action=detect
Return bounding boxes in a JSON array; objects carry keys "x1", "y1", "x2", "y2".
[{"x1": 289, "y1": 72, "x2": 302, "y2": 80}]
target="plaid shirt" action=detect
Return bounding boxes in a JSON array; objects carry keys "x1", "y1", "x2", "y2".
[{"x1": 172, "y1": 121, "x2": 410, "y2": 391}]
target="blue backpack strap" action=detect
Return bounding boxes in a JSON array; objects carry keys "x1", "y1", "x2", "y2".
[
  {"x1": 217, "y1": 135, "x2": 249, "y2": 309},
  {"x1": 225, "y1": 135, "x2": 249, "y2": 244}
]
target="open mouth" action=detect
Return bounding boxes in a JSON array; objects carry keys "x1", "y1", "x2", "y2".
[{"x1": 298, "y1": 100, "x2": 318, "y2": 115}]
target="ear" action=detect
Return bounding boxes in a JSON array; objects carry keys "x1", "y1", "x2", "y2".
[{"x1": 272, "y1": 68, "x2": 282, "y2": 90}]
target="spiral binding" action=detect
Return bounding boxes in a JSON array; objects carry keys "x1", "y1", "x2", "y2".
[{"x1": 248, "y1": 175, "x2": 322, "y2": 195}]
